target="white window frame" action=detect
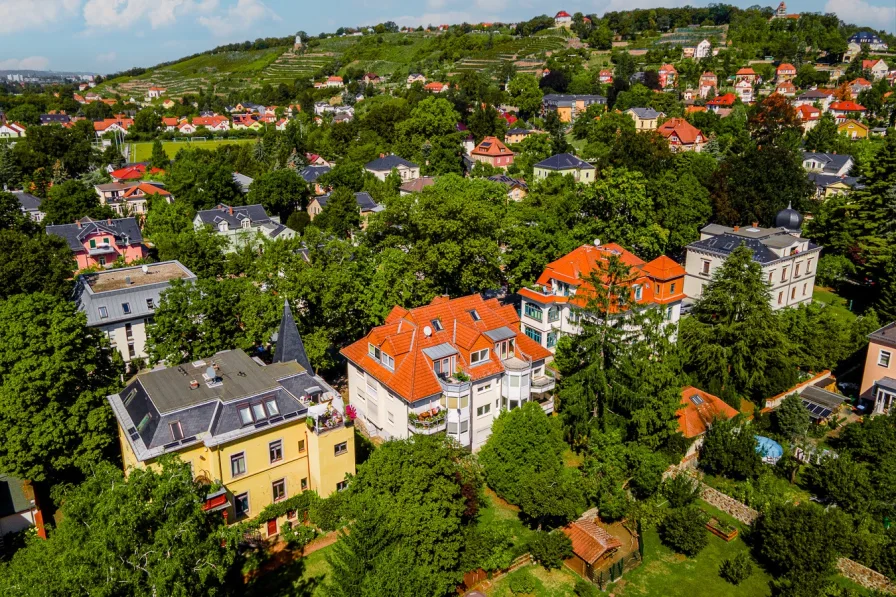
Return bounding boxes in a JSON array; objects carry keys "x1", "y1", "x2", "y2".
[
  {"x1": 470, "y1": 348, "x2": 490, "y2": 365},
  {"x1": 879, "y1": 350, "x2": 892, "y2": 368}
]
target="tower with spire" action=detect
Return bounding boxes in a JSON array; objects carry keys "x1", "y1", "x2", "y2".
[{"x1": 273, "y1": 299, "x2": 313, "y2": 373}]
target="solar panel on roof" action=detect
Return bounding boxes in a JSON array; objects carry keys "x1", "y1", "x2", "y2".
[{"x1": 690, "y1": 394, "x2": 704, "y2": 405}]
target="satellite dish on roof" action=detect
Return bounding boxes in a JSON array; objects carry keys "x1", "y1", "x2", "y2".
[
  {"x1": 423, "y1": 326, "x2": 432, "y2": 337},
  {"x1": 206, "y1": 366, "x2": 217, "y2": 380},
  {"x1": 142, "y1": 264, "x2": 149, "y2": 274},
  {"x1": 594, "y1": 239, "x2": 601, "y2": 247}
]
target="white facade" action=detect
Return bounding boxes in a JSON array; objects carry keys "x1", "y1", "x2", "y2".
[
  {"x1": 346, "y1": 358, "x2": 553, "y2": 452},
  {"x1": 684, "y1": 226, "x2": 821, "y2": 312},
  {"x1": 100, "y1": 318, "x2": 151, "y2": 363},
  {"x1": 695, "y1": 39, "x2": 712, "y2": 59}
]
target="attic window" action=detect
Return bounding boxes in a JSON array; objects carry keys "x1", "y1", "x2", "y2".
[
  {"x1": 170, "y1": 421, "x2": 184, "y2": 441},
  {"x1": 122, "y1": 302, "x2": 131, "y2": 315},
  {"x1": 432, "y1": 319, "x2": 444, "y2": 332},
  {"x1": 468, "y1": 309, "x2": 481, "y2": 322},
  {"x1": 98, "y1": 306, "x2": 109, "y2": 319}
]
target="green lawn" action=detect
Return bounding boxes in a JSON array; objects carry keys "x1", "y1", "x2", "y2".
[
  {"x1": 813, "y1": 287, "x2": 857, "y2": 321},
  {"x1": 129, "y1": 138, "x2": 257, "y2": 162},
  {"x1": 244, "y1": 543, "x2": 334, "y2": 597},
  {"x1": 608, "y1": 502, "x2": 775, "y2": 597},
  {"x1": 486, "y1": 565, "x2": 581, "y2": 596},
  {"x1": 478, "y1": 488, "x2": 537, "y2": 549}
]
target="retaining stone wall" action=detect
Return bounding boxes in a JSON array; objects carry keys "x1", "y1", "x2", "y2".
[
  {"x1": 698, "y1": 482, "x2": 760, "y2": 525},
  {"x1": 837, "y1": 558, "x2": 896, "y2": 594}
]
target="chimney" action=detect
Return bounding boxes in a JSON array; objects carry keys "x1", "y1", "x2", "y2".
[
  {"x1": 752, "y1": 221, "x2": 759, "y2": 228},
  {"x1": 733, "y1": 225, "x2": 739, "y2": 231},
  {"x1": 229, "y1": 207, "x2": 233, "y2": 216},
  {"x1": 76, "y1": 219, "x2": 81, "y2": 229}
]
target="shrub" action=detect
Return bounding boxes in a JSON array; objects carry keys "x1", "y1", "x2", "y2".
[
  {"x1": 461, "y1": 521, "x2": 515, "y2": 572},
  {"x1": 309, "y1": 490, "x2": 348, "y2": 531},
  {"x1": 281, "y1": 521, "x2": 317, "y2": 550},
  {"x1": 659, "y1": 506, "x2": 709, "y2": 557},
  {"x1": 663, "y1": 473, "x2": 700, "y2": 508},
  {"x1": 508, "y1": 569, "x2": 537, "y2": 595},
  {"x1": 719, "y1": 552, "x2": 754, "y2": 585},
  {"x1": 528, "y1": 530, "x2": 573, "y2": 570},
  {"x1": 574, "y1": 578, "x2": 600, "y2": 597}
]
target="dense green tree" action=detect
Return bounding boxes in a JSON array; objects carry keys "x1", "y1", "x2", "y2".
[
  {"x1": 0, "y1": 458, "x2": 237, "y2": 597},
  {"x1": 650, "y1": 171, "x2": 713, "y2": 252},
  {"x1": 314, "y1": 187, "x2": 362, "y2": 239},
  {"x1": 774, "y1": 393, "x2": 811, "y2": 440},
  {"x1": 6, "y1": 104, "x2": 40, "y2": 125},
  {"x1": 247, "y1": 168, "x2": 308, "y2": 221},
  {"x1": 660, "y1": 506, "x2": 709, "y2": 557},
  {"x1": 681, "y1": 245, "x2": 795, "y2": 401},
  {"x1": 528, "y1": 531, "x2": 574, "y2": 570},
  {"x1": 753, "y1": 502, "x2": 853, "y2": 595},
  {"x1": 0, "y1": 230, "x2": 74, "y2": 299},
  {"x1": 699, "y1": 416, "x2": 761, "y2": 480},
  {"x1": 132, "y1": 107, "x2": 162, "y2": 134},
  {"x1": 43, "y1": 179, "x2": 115, "y2": 224},
  {"x1": 479, "y1": 402, "x2": 584, "y2": 527},
  {"x1": 804, "y1": 112, "x2": 841, "y2": 153},
  {"x1": 507, "y1": 74, "x2": 544, "y2": 120},
  {"x1": 327, "y1": 434, "x2": 478, "y2": 596},
  {"x1": 166, "y1": 148, "x2": 242, "y2": 210},
  {"x1": 148, "y1": 139, "x2": 169, "y2": 170},
  {"x1": 0, "y1": 293, "x2": 120, "y2": 482},
  {"x1": 0, "y1": 190, "x2": 37, "y2": 234},
  {"x1": 663, "y1": 473, "x2": 701, "y2": 508},
  {"x1": 777, "y1": 303, "x2": 879, "y2": 373}
]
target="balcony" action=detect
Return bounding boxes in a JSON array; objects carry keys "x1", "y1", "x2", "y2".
[
  {"x1": 531, "y1": 374, "x2": 555, "y2": 393},
  {"x1": 305, "y1": 397, "x2": 349, "y2": 435},
  {"x1": 88, "y1": 245, "x2": 117, "y2": 256},
  {"x1": 535, "y1": 395, "x2": 555, "y2": 415},
  {"x1": 408, "y1": 407, "x2": 447, "y2": 435}
]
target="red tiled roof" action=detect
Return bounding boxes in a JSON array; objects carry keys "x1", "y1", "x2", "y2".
[
  {"x1": 686, "y1": 106, "x2": 707, "y2": 114},
  {"x1": 862, "y1": 59, "x2": 881, "y2": 70},
  {"x1": 640, "y1": 255, "x2": 685, "y2": 280},
  {"x1": 563, "y1": 520, "x2": 623, "y2": 564},
  {"x1": 796, "y1": 105, "x2": 820, "y2": 120},
  {"x1": 657, "y1": 117, "x2": 704, "y2": 145},
  {"x1": 340, "y1": 294, "x2": 552, "y2": 403},
  {"x1": 830, "y1": 101, "x2": 866, "y2": 112},
  {"x1": 123, "y1": 183, "x2": 170, "y2": 198},
  {"x1": 677, "y1": 386, "x2": 739, "y2": 438},
  {"x1": 555, "y1": 10, "x2": 571, "y2": 17},
  {"x1": 776, "y1": 81, "x2": 796, "y2": 91},
  {"x1": 472, "y1": 136, "x2": 513, "y2": 157},
  {"x1": 707, "y1": 93, "x2": 736, "y2": 106},
  {"x1": 777, "y1": 63, "x2": 796, "y2": 73},
  {"x1": 424, "y1": 82, "x2": 447, "y2": 91},
  {"x1": 849, "y1": 78, "x2": 872, "y2": 87},
  {"x1": 659, "y1": 63, "x2": 677, "y2": 73},
  {"x1": 736, "y1": 67, "x2": 756, "y2": 75}
]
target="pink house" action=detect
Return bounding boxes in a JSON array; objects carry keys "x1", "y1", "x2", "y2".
[
  {"x1": 471, "y1": 136, "x2": 514, "y2": 169},
  {"x1": 46, "y1": 217, "x2": 148, "y2": 270}
]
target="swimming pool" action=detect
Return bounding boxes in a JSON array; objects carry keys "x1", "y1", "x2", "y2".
[{"x1": 755, "y1": 435, "x2": 783, "y2": 464}]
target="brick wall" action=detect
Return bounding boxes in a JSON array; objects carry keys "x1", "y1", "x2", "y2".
[{"x1": 837, "y1": 558, "x2": 896, "y2": 594}]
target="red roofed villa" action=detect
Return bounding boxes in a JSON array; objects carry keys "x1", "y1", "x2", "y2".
[
  {"x1": 830, "y1": 101, "x2": 867, "y2": 120},
  {"x1": 341, "y1": 294, "x2": 555, "y2": 450},
  {"x1": 678, "y1": 386, "x2": 739, "y2": 461},
  {"x1": 657, "y1": 117, "x2": 706, "y2": 152},
  {"x1": 518, "y1": 242, "x2": 686, "y2": 352},
  {"x1": 706, "y1": 92, "x2": 736, "y2": 112},
  {"x1": 776, "y1": 63, "x2": 797, "y2": 82},
  {"x1": 471, "y1": 136, "x2": 514, "y2": 169},
  {"x1": 110, "y1": 163, "x2": 164, "y2": 182},
  {"x1": 555, "y1": 10, "x2": 572, "y2": 27}
]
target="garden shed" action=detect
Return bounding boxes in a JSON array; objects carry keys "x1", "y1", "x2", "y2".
[
  {"x1": 798, "y1": 385, "x2": 845, "y2": 423},
  {"x1": 562, "y1": 519, "x2": 623, "y2": 582}
]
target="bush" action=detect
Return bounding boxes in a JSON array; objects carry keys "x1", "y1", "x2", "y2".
[
  {"x1": 574, "y1": 578, "x2": 600, "y2": 597},
  {"x1": 663, "y1": 473, "x2": 700, "y2": 508},
  {"x1": 719, "y1": 552, "x2": 754, "y2": 585},
  {"x1": 461, "y1": 521, "x2": 515, "y2": 572},
  {"x1": 309, "y1": 490, "x2": 348, "y2": 531},
  {"x1": 509, "y1": 569, "x2": 537, "y2": 594},
  {"x1": 528, "y1": 530, "x2": 573, "y2": 570},
  {"x1": 286, "y1": 210, "x2": 311, "y2": 232},
  {"x1": 659, "y1": 506, "x2": 709, "y2": 557},
  {"x1": 281, "y1": 521, "x2": 317, "y2": 550}
]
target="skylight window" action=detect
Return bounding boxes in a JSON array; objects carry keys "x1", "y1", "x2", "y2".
[
  {"x1": 98, "y1": 306, "x2": 108, "y2": 319},
  {"x1": 121, "y1": 302, "x2": 131, "y2": 315},
  {"x1": 468, "y1": 309, "x2": 481, "y2": 322},
  {"x1": 690, "y1": 394, "x2": 704, "y2": 406},
  {"x1": 432, "y1": 319, "x2": 444, "y2": 332},
  {"x1": 170, "y1": 421, "x2": 184, "y2": 441}
]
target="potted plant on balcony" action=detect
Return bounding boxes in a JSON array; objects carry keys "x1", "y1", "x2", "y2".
[{"x1": 454, "y1": 369, "x2": 470, "y2": 382}]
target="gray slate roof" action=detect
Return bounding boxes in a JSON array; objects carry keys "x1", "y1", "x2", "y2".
[
  {"x1": 232, "y1": 172, "x2": 254, "y2": 193},
  {"x1": 273, "y1": 300, "x2": 313, "y2": 373},
  {"x1": 535, "y1": 153, "x2": 595, "y2": 171},
  {"x1": 13, "y1": 191, "x2": 42, "y2": 213},
  {"x1": 74, "y1": 261, "x2": 197, "y2": 326},
  {"x1": 797, "y1": 89, "x2": 831, "y2": 100},
  {"x1": 487, "y1": 175, "x2": 528, "y2": 190},
  {"x1": 0, "y1": 474, "x2": 31, "y2": 517},
  {"x1": 317, "y1": 192, "x2": 383, "y2": 213},
  {"x1": 870, "y1": 322, "x2": 896, "y2": 347},
  {"x1": 542, "y1": 94, "x2": 607, "y2": 107},
  {"x1": 808, "y1": 172, "x2": 862, "y2": 190},
  {"x1": 365, "y1": 155, "x2": 418, "y2": 171},
  {"x1": 108, "y1": 350, "x2": 335, "y2": 461},
  {"x1": 299, "y1": 164, "x2": 331, "y2": 183},
  {"x1": 46, "y1": 216, "x2": 143, "y2": 252},
  {"x1": 40, "y1": 114, "x2": 70, "y2": 124},
  {"x1": 688, "y1": 232, "x2": 818, "y2": 264},
  {"x1": 627, "y1": 107, "x2": 662, "y2": 119},
  {"x1": 802, "y1": 151, "x2": 853, "y2": 174},
  {"x1": 195, "y1": 204, "x2": 272, "y2": 227}
]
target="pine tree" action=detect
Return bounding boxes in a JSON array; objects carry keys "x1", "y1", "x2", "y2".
[
  {"x1": 314, "y1": 187, "x2": 361, "y2": 238},
  {"x1": 804, "y1": 112, "x2": 839, "y2": 153},
  {"x1": 149, "y1": 139, "x2": 169, "y2": 170},
  {"x1": 681, "y1": 244, "x2": 795, "y2": 401}
]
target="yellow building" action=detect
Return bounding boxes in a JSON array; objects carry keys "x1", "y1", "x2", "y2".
[
  {"x1": 838, "y1": 119, "x2": 869, "y2": 140},
  {"x1": 108, "y1": 302, "x2": 355, "y2": 538}
]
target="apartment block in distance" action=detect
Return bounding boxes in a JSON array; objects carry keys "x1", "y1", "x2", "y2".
[
  {"x1": 75, "y1": 261, "x2": 196, "y2": 364},
  {"x1": 684, "y1": 206, "x2": 821, "y2": 311},
  {"x1": 107, "y1": 302, "x2": 355, "y2": 537},
  {"x1": 518, "y1": 241, "x2": 686, "y2": 352},
  {"x1": 341, "y1": 294, "x2": 554, "y2": 451}
]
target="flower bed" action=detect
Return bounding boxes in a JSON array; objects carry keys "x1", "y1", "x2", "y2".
[{"x1": 705, "y1": 516, "x2": 739, "y2": 541}]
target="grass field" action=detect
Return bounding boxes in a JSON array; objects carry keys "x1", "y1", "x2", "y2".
[
  {"x1": 813, "y1": 286, "x2": 857, "y2": 321},
  {"x1": 129, "y1": 138, "x2": 257, "y2": 162},
  {"x1": 245, "y1": 544, "x2": 334, "y2": 597}
]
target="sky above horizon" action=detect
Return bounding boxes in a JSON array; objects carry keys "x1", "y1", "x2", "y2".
[{"x1": 0, "y1": 0, "x2": 893, "y2": 73}]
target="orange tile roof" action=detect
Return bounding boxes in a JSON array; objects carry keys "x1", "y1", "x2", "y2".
[
  {"x1": 529, "y1": 244, "x2": 685, "y2": 309},
  {"x1": 657, "y1": 117, "x2": 704, "y2": 145},
  {"x1": 686, "y1": 106, "x2": 707, "y2": 114},
  {"x1": 777, "y1": 63, "x2": 796, "y2": 72},
  {"x1": 707, "y1": 93, "x2": 736, "y2": 106},
  {"x1": 796, "y1": 105, "x2": 820, "y2": 119},
  {"x1": 830, "y1": 101, "x2": 866, "y2": 112},
  {"x1": 736, "y1": 67, "x2": 756, "y2": 75},
  {"x1": 472, "y1": 136, "x2": 513, "y2": 157},
  {"x1": 123, "y1": 183, "x2": 170, "y2": 198},
  {"x1": 341, "y1": 294, "x2": 551, "y2": 403},
  {"x1": 563, "y1": 520, "x2": 622, "y2": 564},
  {"x1": 850, "y1": 78, "x2": 871, "y2": 87},
  {"x1": 677, "y1": 386, "x2": 739, "y2": 438}
]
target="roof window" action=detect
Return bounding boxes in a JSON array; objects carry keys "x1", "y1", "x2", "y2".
[
  {"x1": 432, "y1": 319, "x2": 444, "y2": 332},
  {"x1": 468, "y1": 309, "x2": 481, "y2": 322}
]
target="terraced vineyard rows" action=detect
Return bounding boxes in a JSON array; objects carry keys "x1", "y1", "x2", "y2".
[
  {"x1": 259, "y1": 52, "x2": 334, "y2": 84},
  {"x1": 451, "y1": 34, "x2": 567, "y2": 76}
]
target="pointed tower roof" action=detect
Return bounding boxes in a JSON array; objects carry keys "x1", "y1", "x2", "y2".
[{"x1": 273, "y1": 299, "x2": 313, "y2": 373}]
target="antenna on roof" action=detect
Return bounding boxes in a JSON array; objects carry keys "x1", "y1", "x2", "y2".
[
  {"x1": 142, "y1": 264, "x2": 149, "y2": 274},
  {"x1": 423, "y1": 326, "x2": 432, "y2": 337}
]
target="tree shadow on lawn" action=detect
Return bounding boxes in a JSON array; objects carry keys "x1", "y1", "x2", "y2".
[{"x1": 244, "y1": 554, "x2": 324, "y2": 597}]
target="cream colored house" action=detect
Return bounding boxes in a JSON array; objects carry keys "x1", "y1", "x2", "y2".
[{"x1": 625, "y1": 107, "x2": 664, "y2": 130}]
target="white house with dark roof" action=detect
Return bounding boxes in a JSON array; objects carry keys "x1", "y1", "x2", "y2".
[
  {"x1": 684, "y1": 207, "x2": 821, "y2": 311},
  {"x1": 533, "y1": 153, "x2": 596, "y2": 183},
  {"x1": 75, "y1": 261, "x2": 197, "y2": 363},
  {"x1": 307, "y1": 191, "x2": 383, "y2": 229},
  {"x1": 193, "y1": 204, "x2": 294, "y2": 252},
  {"x1": 364, "y1": 155, "x2": 420, "y2": 181},
  {"x1": 13, "y1": 191, "x2": 44, "y2": 222},
  {"x1": 802, "y1": 151, "x2": 854, "y2": 176}
]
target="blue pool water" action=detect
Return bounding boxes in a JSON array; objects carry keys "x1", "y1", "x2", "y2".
[{"x1": 755, "y1": 435, "x2": 784, "y2": 462}]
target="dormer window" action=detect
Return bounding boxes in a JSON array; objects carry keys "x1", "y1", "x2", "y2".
[
  {"x1": 219, "y1": 221, "x2": 229, "y2": 232},
  {"x1": 368, "y1": 343, "x2": 394, "y2": 370},
  {"x1": 241, "y1": 218, "x2": 251, "y2": 229},
  {"x1": 470, "y1": 348, "x2": 489, "y2": 365},
  {"x1": 432, "y1": 319, "x2": 444, "y2": 332}
]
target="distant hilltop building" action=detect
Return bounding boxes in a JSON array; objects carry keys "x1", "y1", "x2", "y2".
[
  {"x1": 770, "y1": 1, "x2": 800, "y2": 20},
  {"x1": 294, "y1": 34, "x2": 303, "y2": 51}
]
